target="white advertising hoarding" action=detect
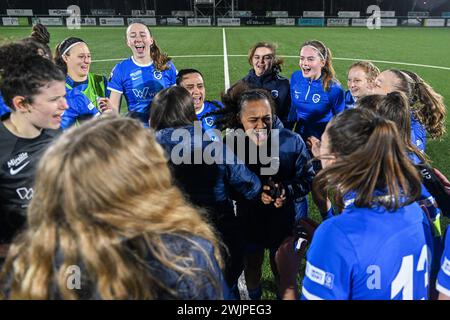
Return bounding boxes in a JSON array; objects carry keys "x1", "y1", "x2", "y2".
[
  {"x1": 276, "y1": 18, "x2": 295, "y2": 26},
  {"x1": 217, "y1": 18, "x2": 240, "y2": 26},
  {"x1": 127, "y1": 17, "x2": 157, "y2": 26},
  {"x1": 338, "y1": 11, "x2": 360, "y2": 18},
  {"x1": 303, "y1": 11, "x2": 324, "y2": 18},
  {"x1": 187, "y1": 18, "x2": 211, "y2": 26},
  {"x1": 424, "y1": 19, "x2": 446, "y2": 27},
  {"x1": 34, "y1": 17, "x2": 63, "y2": 26},
  {"x1": 2, "y1": 17, "x2": 19, "y2": 26},
  {"x1": 99, "y1": 18, "x2": 125, "y2": 26},
  {"x1": 7, "y1": 9, "x2": 33, "y2": 16},
  {"x1": 49, "y1": 9, "x2": 71, "y2": 16},
  {"x1": 327, "y1": 18, "x2": 349, "y2": 26}
]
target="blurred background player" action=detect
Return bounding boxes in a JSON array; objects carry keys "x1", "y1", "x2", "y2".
[
  {"x1": 241, "y1": 42, "x2": 291, "y2": 126},
  {"x1": 0, "y1": 42, "x2": 68, "y2": 262},
  {"x1": 108, "y1": 23, "x2": 177, "y2": 127},
  {"x1": 0, "y1": 116, "x2": 227, "y2": 299},
  {"x1": 345, "y1": 61, "x2": 380, "y2": 109}
]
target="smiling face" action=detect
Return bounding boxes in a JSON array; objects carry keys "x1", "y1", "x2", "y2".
[
  {"x1": 239, "y1": 98, "x2": 272, "y2": 145},
  {"x1": 299, "y1": 46, "x2": 325, "y2": 80},
  {"x1": 126, "y1": 23, "x2": 153, "y2": 60},
  {"x1": 252, "y1": 46, "x2": 274, "y2": 77},
  {"x1": 24, "y1": 80, "x2": 68, "y2": 130},
  {"x1": 179, "y1": 72, "x2": 205, "y2": 112},
  {"x1": 373, "y1": 70, "x2": 399, "y2": 95},
  {"x1": 347, "y1": 67, "x2": 371, "y2": 99},
  {"x1": 63, "y1": 42, "x2": 91, "y2": 80}
]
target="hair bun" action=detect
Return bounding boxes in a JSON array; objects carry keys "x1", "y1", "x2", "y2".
[{"x1": 31, "y1": 23, "x2": 50, "y2": 45}]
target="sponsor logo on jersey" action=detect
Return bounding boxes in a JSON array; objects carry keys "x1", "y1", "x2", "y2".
[
  {"x1": 271, "y1": 90, "x2": 279, "y2": 99},
  {"x1": 153, "y1": 71, "x2": 162, "y2": 80},
  {"x1": 132, "y1": 87, "x2": 150, "y2": 99},
  {"x1": 7, "y1": 152, "x2": 30, "y2": 176},
  {"x1": 312, "y1": 94, "x2": 321, "y2": 104},
  {"x1": 306, "y1": 261, "x2": 334, "y2": 289},
  {"x1": 130, "y1": 70, "x2": 142, "y2": 81},
  {"x1": 16, "y1": 187, "x2": 33, "y2": 201}
]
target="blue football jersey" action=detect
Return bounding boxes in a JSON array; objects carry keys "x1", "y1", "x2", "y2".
[
  {"x1": 411, "y1": 115, "x2": 426, "y2": 153},
  {"x1": 344, "y1": 90, "x2": 356, "y2": 109},
  {"x1": 436, "y1": 228, "x2": 450, "y2": 297},
  {"x1": 196, "y1": 100, "x2": 223, "y2": 141},
  {"x1": 61, "y1": 87, "x2": 99, "y2": 130},
  {"x1": 0, "y1": 94, "x2": 10, "y2": 118},
  {"x1": 301, "y1": 201, "x2": 433, "y2": 300},
  {"x1": 289, "y1": 71, "x2": 345, "y2": 139},
  {"x1": 107, "y1": 57, "x2": 177, "y2": 124}
]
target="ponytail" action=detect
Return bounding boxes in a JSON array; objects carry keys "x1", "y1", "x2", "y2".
[
  {"x1": 150, "y1": 40, "x2": 171, "y2": 71},
  {"x1": 314, "y1": 108, "x2": 421, "y2": 212},
  {"x1": 358, "y1": 91, "x2": 427, "y2": 164},
  {"x1": 27, "y1": 23, "x2": 52, "y2": 59},
  {"x1": 402, "y1": 71, "x2": 446, "y2": 139}
]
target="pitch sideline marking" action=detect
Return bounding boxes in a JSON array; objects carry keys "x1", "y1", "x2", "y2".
[{"x1": 93, "y1": 55, "x2": 450, "y2": 71}]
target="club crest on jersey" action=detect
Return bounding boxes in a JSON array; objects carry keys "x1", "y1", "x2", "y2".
[
  {"x1": 132, "y1": 87, "x2": 150, "y2": 99},
  {"x1": 271, "y1": 90, "x2": 279, "y2": 99},
  {"x1": 153, "y1": 71, "x2": 163, "y2": 80},
  {"x1": 204, "y1": 116, "x2": 214, "y2": 127},
  {"x1": 312, "y1": 94, "x2": 321, "y2": 104},
  {"x1": 294, "y1": 90, "x2": 301, "y2": 100}
]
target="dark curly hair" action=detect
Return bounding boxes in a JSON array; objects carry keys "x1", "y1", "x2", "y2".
[{"x1": 0, "y1": 42, "x2": 65, "y2": 110}]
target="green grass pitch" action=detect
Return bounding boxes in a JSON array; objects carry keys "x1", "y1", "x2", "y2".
[{"x1": 1, "y1": 26, "x2": 449, "y2": 299}]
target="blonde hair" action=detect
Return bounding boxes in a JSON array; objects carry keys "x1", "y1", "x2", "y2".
[
  {"x1": 0, "y1": 116, "x2": 223, "y2": 299},
  {"x1": 348, "y1": 61, "x2": 380, "y2": 83}
]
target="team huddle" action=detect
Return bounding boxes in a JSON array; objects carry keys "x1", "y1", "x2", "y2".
[{"x1": 0, "y1": 23, "x2": 449, "y2": 300}]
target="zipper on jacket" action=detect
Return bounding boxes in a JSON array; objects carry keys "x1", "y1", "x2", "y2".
[{"x1": 305, "y1": 79, "x2": 312, "y2": 100}]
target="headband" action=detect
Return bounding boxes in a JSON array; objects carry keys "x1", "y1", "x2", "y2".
[{"x1": 303, "y1": 45, "x2": 327, "y2": 60}]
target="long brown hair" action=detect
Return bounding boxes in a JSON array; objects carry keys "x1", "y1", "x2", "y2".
[
  {"x1": 357, "y1": 91, "x2": 427, "y2": 163},
  {"x1": 401, "y1": 70, "x2": 446, "y2": 139},
  {"x1": 0, "y1": 116, "x2": 223, "y2": 299},
  {"x1": 314, "y1": 108, "x2": 421, "y2": 212},
  {"x1": 300, "y1": 40, "x2": 337, "y2": 91},
  {"x1": 247, "y1": 42, "x2": 284, "y2": 72},
  {"x1": 388, "y1": 69, "x2": 446, "y2": 139}
]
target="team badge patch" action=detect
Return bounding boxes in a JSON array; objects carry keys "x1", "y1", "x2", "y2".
[
  {"x1": 153, "y1": 71, "x2": 162, "y2": 80},
  {"x1": 271, "y1": 90, "x2": 279, "y2": 99},
  {"x1": 312, "y1": 94, "x2": 321, "y2": 103}
]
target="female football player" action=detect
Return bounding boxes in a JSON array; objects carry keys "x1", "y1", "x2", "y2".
[{"x1": 108, "y1": 23, "x2": 177, "y2": 127}]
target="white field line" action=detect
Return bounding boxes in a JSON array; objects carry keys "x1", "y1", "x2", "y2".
[
  {"x1": 222, "y1": 28, "x2": 231, "y2": 90},
  {"x1": 92, "y1": 55, "x2": 450, "y2": 71}
]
